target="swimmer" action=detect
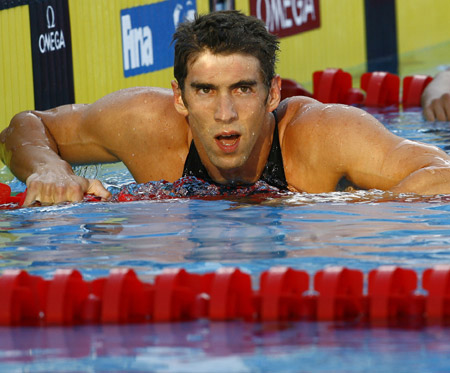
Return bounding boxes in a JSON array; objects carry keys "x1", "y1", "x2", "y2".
[
  {"x1": 2, "y1": 10, "x2": 450, "y2": 206},
  {"x1": 422, "y1": 68, "x2": 450, "y2": 121}
]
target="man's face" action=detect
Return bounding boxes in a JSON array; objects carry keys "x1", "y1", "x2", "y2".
[{"x1": 172, "y1": 50, "x2": 280, "y2": 181}]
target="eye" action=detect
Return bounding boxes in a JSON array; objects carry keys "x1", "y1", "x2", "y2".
[
  {"x1": 200, "y1": 87, "x2": 211, "y2": 94},
  {"x1": 237, "y1": 86, "x2": 252, "y2": 94}
]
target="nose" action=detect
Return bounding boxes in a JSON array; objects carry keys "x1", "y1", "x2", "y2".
[{"x1": 214, "y1": 94, "x2": 238, "y2": 123}]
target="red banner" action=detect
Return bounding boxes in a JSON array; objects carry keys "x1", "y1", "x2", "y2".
[{"x1": 249, "y1": 0, "x2": 321, "y2": 38}]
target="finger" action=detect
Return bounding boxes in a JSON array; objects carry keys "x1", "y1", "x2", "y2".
[
  {"x1": 23, "y1": 190, "x2": 40, "y2": 206},
  {"x1": 23, "y1": 179, "x2": 43, "y2": 206},
  {"x1": 441, "y1": 94, "x2": 450, "y2": 121},
  {"x1": 434, "y1": 102, "x2": 447, "y2": 122},
  {"x1": 86, "y1": 179, "x2": 112, "y2": 200},
  {"x1": 423, "y1": 106, "x2": 435, "y2": 121}
]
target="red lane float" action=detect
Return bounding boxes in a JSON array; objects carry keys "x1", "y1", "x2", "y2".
[
  {"x1": 258, "y1": 266, "x2": 309, "y2": 321},
  {"x1": 314, "y1": 267, "x2": 364, "y2": 321},
  {"x1": 1, "y1": 266, "x2": 450, "y2": 326},
  {"x1": 45, "y1": 269, "x2": 89, "y2": 325},
  {"x1": 0, "y1": 269, "x2": 45, "y2": 325},
  {"x1": 209, "y1": 267, "x2": 254, "y2": 321},
  {"x1": 368, "y1": 266, "x2": 424, "y2": 325},
  {"x1": 402, "y1": 75, "x2": 433, "y2": 108},
  {"x1": 153, "y1": 268, "x2": 210, "y2": 322},
  {"x1": 0, "y1": 183, "x2": 26, "y2": 209},
  {"x1": 423, "y1": 265, "x2": 450, "y2": 323},
  {"x1": 360, "y1": 71, "x2": 400, "y2": 107},
  {"x1": 308, "y1": 69, "x2": 432, "y2": 108},
  {"x1": 281, "y1": 78, "x2": 313, "y2": 100},
  {"x1": 313, "y1": 68, "x2": 364, "y2": 105}
]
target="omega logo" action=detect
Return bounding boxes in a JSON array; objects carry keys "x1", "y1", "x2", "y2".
[
  {"x1": 46, "y1": 5, "x2": 55, "y2": 29},
  {"x1": 38, "y1": 5, "x2": 66, "y2": 54}
]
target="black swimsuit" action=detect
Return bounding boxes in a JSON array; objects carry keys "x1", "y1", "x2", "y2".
[{"x1": 182, "y1": 111, "x2": 288, "y2": 190}]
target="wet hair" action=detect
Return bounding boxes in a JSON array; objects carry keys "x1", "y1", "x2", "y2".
[{"x1": 173, "y1": 10, "x2": 279, "y2": 91}]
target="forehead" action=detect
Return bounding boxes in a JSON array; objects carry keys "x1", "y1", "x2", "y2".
[{"x1": 186, "y1": 51, "x2": 264, "y2": 84}]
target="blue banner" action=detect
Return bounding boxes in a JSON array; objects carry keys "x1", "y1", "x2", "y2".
[{"x1": 121, "y1": 0, "x2": 196, "y2": 78}]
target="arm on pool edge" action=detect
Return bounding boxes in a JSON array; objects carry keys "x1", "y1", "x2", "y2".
[
  {"x1": 0, "y1": 105, "x2": 114, "y2": 206},
  {"x1": 280, "y1": 98, "x2": 450, "y2": 196},
  {"x1": 422, "y1": 68, "x2": 450, "y2": 122},
  {"x1": 345, "y1": 111, "x2": 450, "y2": 195}
]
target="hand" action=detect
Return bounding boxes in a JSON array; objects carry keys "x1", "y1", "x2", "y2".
[
  {"x1": 24, "y1": 171, "x2": 111, "y2": 206},
  {"x1": 423, "y1": 93, "x2": 450, "y2": 121},
  {"x1": 422, "y1": 70, "x2": 450, "y2": 121}
]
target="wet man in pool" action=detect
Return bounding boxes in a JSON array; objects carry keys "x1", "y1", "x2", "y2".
[{"x1": 2, "y1": 10, "x2": 450, "y2": 206}]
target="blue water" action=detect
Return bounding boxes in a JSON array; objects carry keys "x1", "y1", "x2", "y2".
[{"x1": 2, "y1": 107, "x2": 450, "y2": 371}]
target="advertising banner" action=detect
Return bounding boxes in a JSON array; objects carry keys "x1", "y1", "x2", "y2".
[
  {"x1": 249, "y1": 0, "x2": 320, "y2": 38},
  {"x1": 29, "y1": 0, "x2": 74, "y2": 110},
  {"x1": 121, "y1": 0, "x2": 196, "y2": 78}
]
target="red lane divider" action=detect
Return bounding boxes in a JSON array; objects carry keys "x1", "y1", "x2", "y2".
[
  {"x1": 1, "y1": 266, "x2": 450, "y2": 326},
  {"x1": 281, "y1": 78, "x2": 313, "y2": 101},
  {"x1": 403, "y1": 75, "x2": 433, "y2": 108},
  {"x1": 258, "y1": 266, "x2": 309, "y2": 321},
  {"x1": 46, "y1": 269, "x2": 89, "y2": 325},
  {"x1": 0, "y1": 184, "x2": 26, "y2": 209},
  {"x1": 423, "y1": 265, "x2": 450, "y2": 324},
  {"x1": 282, "y1": 69, "x2": 432, "y2": 108},
  {"x1": 209, "y1": 267, "x2": 254, "y2": 321},
  {"x1": 153, "y1": 268, "x2": 210, "y2": 322},
  {"x1": 361, "y1": 71, "x2": 400, "y2": 107},
  {"x1": 368, "y1": 266, "x2": 424, "y2": 325},
  {"x1": 313, "y1": 68, "x2": 364, "y2": 105},
  {"x1": 314, "y1": 267, "x2": 364, "y2": 321},
  {"x1": 0, "y1": 269, "x2": 46, "y2": 325}
]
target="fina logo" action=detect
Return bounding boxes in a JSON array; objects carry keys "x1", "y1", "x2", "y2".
[
  {"x1": 39, "y1": 5, "x2": 66, "y2": 54},
  {"x1": 121, "y1": 1, "x2": 195, "y2": 74}
]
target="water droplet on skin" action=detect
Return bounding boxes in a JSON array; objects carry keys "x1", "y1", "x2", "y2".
[
  {"x1": 144, "y1": 100, "x2": 148, "y2": 104},
  {"x1": 132, "y1": 153, "x2": 135, "y2": 157},
  {"x1": 98, "y1": 109, "x2": 102, "y2": 112}
]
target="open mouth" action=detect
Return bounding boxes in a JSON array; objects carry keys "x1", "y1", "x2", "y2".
[{"x1": 215, "y1": 133, "x2": 241, "y2": 153}]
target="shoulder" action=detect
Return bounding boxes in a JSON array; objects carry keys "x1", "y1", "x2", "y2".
[
  {"x1": 88, "y1": 87, "x2": 177, "y2": 118},
  {"x1": 83, "y1": 87, "x2": 190, "y2": 161},
  {"x1": 84, "y1": 87, "x2": 188, "y2": 135},
  {"x1": 275, "y1": 96, "x2": 396, "y2": 192},
  {"x1": 276, "y1": 96, "x2": 386, "y2": 141}
]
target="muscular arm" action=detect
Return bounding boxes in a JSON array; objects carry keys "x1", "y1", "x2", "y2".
[
  {"x1": 281, "y1": 98, "x2": 450, "y2": 195},
  {"x1": 0, "y1": 104, "x2": 115, "y2": 205},
  {"x1": 422, "y1": 68, "x2": 450, "y2": 121},
  {"x1": 0, "y1": 87, "x2": 188, "y2": 205}
]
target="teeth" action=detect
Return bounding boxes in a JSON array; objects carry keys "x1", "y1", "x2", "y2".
[{"x1": 218, "y1": 134, "x2": 238, "y2": 139}]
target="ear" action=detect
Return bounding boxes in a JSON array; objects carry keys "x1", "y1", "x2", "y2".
[
  {"x1": 171, "y1": 80, "x2": 189, "y2": 117},
  {"x1": 266, "y1": 75, "x2": 281, "y2": 112}
]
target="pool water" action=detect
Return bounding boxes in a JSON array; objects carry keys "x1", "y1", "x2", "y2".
[{"x1": 2, "y1": 107, "x2": 450, "y2": 371}]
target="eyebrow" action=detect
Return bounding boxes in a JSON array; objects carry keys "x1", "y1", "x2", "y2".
[
  {"x1": 230, "y1": 80, "x2": 258, "y2": 90},
  {"x1": 190, "y1": 80, "x2": 258, "y2": 91},
  {"x1": 190, "y1": 82, "x2": 216, "y2": 90}
]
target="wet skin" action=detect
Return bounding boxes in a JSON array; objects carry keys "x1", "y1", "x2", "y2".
[
  {"x1": 3, "y1": 50, "x2": 450, "y2": 205},
  {"x1": 171, "y1": 51, "x2": 280, "y2": 185}
]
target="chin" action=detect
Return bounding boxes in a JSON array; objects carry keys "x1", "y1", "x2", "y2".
[{"x1": 213, "y1": 156, "x2": 248, "y2": 171}]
